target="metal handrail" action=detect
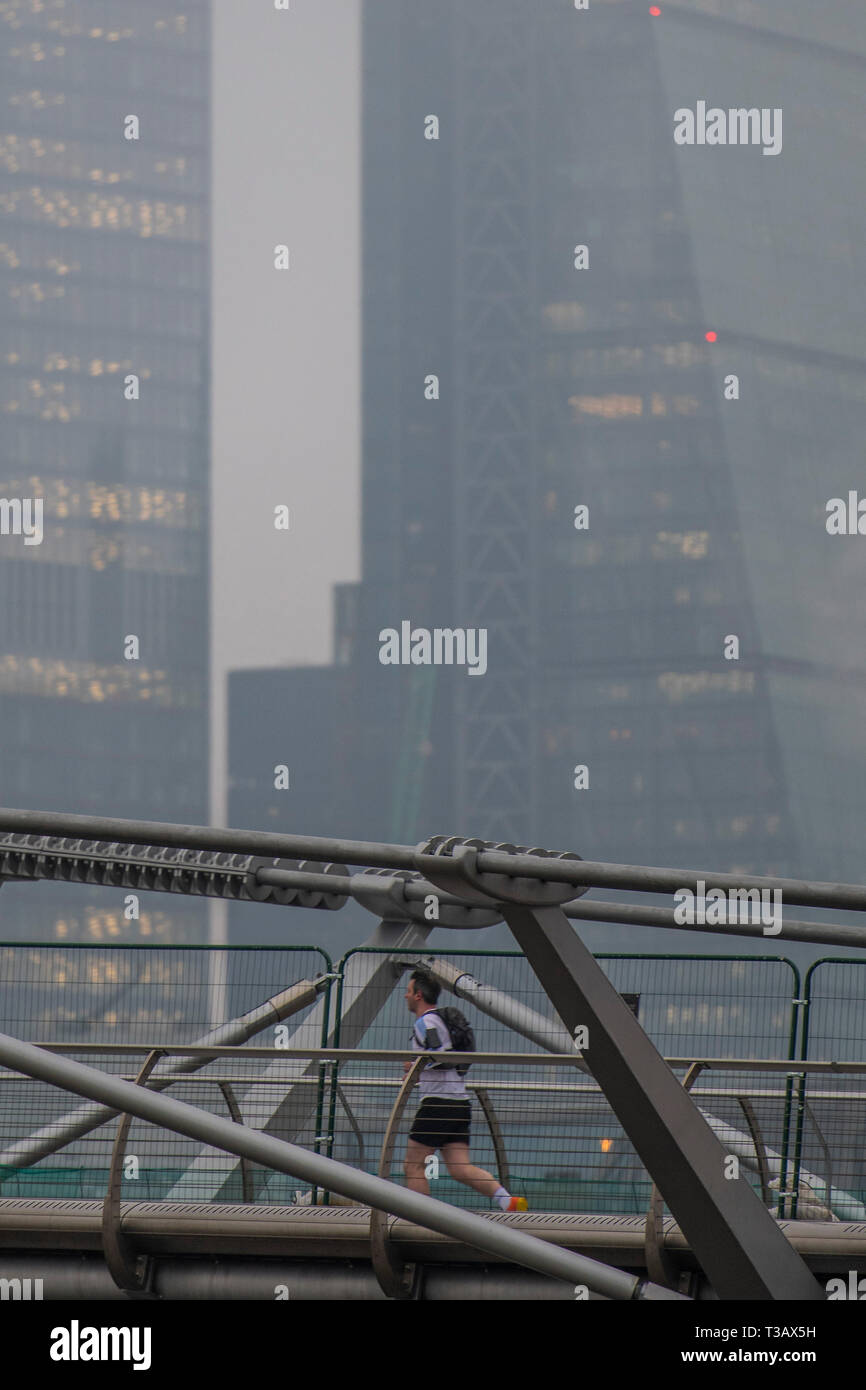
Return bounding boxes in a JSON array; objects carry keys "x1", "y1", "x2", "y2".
[
  {"x1": 4, "y1": 1045, "x2": 863, "y2": 1227},
  {"x1": 2, "y1": 809, "x2": 866, "y2": 952},
  {"x1": 0, "y1": 805, "x2": 863, "y2": 908},
  {"x1": 0, "y1": 1028, "x2": 686, "y2": 1301},
  {"x1": 5, "y1": 1073, "x2": 862, "y2": 1106},
  {"x1": 8, "y1": 1043, "x2": 866, "y2": 1070}
]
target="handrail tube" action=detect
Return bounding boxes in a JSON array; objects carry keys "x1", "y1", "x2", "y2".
[
  {"x1": 564, "y1": 899, "x2": 866, "y2": 950},
  {"x1": 8, "y1": 1045, "x2": 866, "y2": 1072},
  {"x1": 265, "y1": 868, "x2": 866, "y2": 949},
  {"x1": 1, "y1": 808, "x2": 866, "y2": 912}
]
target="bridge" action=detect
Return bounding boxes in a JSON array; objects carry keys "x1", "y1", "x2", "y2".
[{"x1": 0, "y1": 808, "x2": 865, "y2": 1300}]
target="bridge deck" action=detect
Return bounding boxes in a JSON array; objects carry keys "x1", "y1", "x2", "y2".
[{"x1": 0, "y1": 1199, "x2": 863, "y2": 1270}]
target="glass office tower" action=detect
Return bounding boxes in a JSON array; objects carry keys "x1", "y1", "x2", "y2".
[
  {"x1": 0, "y1": 1, "x2": 210, "y2": 942},
  {"x1": 230, "y1": 0, "x2": 866, "y2": 961},
  {"x1": 342, "y1": 0, "x2": 866, "y2": 883}
]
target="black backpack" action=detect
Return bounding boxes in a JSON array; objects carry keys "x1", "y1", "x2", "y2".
[{"x1": 423, "y1": 1007, "x2": 476, "y2": 1076}]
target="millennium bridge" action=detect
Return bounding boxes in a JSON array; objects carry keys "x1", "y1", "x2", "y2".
[{"x1": 0, "y1": 809, "x2": 865, "y2": 1301}]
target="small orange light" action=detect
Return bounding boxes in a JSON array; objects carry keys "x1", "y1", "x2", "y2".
[{"x1": 600, "y1": 1138, "x2": 614, "y2": 1153}]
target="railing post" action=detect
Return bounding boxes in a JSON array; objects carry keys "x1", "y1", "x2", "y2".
[
  {"x1": 216, "y1": 1081, "x2": 254, "y2": 1205},
  {"x1": 369, "y1": 1056, "x2": 426, "y2": 1300},
  {"x1": 102, "y1": 1048, "x2": 164, "y2": 1297}
]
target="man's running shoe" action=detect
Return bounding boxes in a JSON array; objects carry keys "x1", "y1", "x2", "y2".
[{"x1": 506, "y1": 1196, "x2": 528, "y2": 1212}]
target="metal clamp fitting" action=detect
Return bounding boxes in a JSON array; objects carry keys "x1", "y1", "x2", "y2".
[
  {"x1": 415, "y1": 836, "x2": 586, "y2": 907},
  {"x1": 353, "y1": 867, "x2": 502, "y2": 928}
]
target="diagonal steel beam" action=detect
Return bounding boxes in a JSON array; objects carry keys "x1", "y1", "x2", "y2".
[
  {"x1": 167, "y1": 916, "x2": 432, "y2": 1202},
  {"x1": 410, "y1": 954, "x2": 575, "y2": 1052},
  {"x1": 497, "y1": 902, "x2": 825, "y2": 1301}
]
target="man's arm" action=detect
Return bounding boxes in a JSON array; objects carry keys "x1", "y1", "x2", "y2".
[{"x1": 405, "y1": 1013, "x2": 448, "y2": 1072}]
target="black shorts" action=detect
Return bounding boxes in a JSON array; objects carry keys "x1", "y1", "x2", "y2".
[{"x1": 409, "y1": 1097, "x2": 471, "y2": 1149}]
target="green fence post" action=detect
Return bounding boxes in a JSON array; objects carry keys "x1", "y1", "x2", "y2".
[{"x1": 776, "y1": 961, "x2": 803, "y2": 1220}]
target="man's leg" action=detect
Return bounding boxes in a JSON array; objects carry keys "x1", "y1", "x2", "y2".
[
  {"x1": 404, "y1": 1137, "x2": 435, "y2": 1195},
  {"x1": 441, "y1": 1142, "x2": 501, "y2": 1199}
]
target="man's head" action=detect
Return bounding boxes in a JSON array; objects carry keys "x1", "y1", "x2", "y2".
[{"x1": 405, "y1": 968, "x2": 440, "y2": 1015}]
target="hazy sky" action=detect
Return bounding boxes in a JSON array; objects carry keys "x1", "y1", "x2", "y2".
[{"x1": 211, "y1": 0, "x2": 360, "y2": 827}]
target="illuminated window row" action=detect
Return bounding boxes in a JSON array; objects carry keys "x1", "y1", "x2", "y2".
[
  {"x1": 2, "y1": 349, "x2": 200, "y2": 386},
  {"x1": 542, "y1": 534, "x2": 713, "y2": 569},
  {"x1": 6, "y1": 40, "x2": 67, "y2": 61},
  {"x1": 6, "y1": 29, "x2": 132, "y2": 48},
  {"x1": 658, "y1": 670, "x2": 756, "y2": 702},
  {"x1": 0, "y1": 229, "x2": 205, "y2": 292},
  {"x1": 567, "y1": 392, "x2": 702, "y2": 421},
  {"x1": 0, "y1": 653, "x2": 193, "y2": 705},
  {"x1": 652, "y1": 530, "x2": 709, "y2": 560},
  {"x1": 546, "y1": 340, "x2": 710, "y2": 378},
  {"x1": 0, "y1": 138, "x2": 194, "y2": 191},
  {"x1": 543, "y1": 298, "x2": 696, "y2": 333},
  {"x1": 0, "y1": 530, "x2": 200, "y2": 573},
  {"x1": 4, "y1": 91, "x2": 207, "y2": 152},
  {"x1": 5, "y1": 352, "x2": 148, "y2": 377},
  {"x1": 2, "y1": 391, "x2": 79, "y2": 421},
  {"x1": 1, "y1": 3, "x2": 194, "y2": 44},
  {"x1": 6, "y1": 89, "x2": 66, "y2": 111},
  {"x1": 3, "y1": 382, "x2": 200, "y2": 429},
  {"x1": 0, "y1": 186, "x2": 200, "y2": 239},
  {"x1": 6, "y1": 279, "x2": 66, "y2": 305},
  {"x1": 0, "y1": 245, "x2": 78, "y2": 275},
  {"x1": 0, "y1": 479, "x2": 198, "y2": 527},
  {"x1": 53, "y1": 912, "x2": 176, "y2": 943}
]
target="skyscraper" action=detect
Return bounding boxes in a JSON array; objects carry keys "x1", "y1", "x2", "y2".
[
  {"x1": 229, "y1": 0, "x2": 866, "y2": 958},
  {"x1": 0, "y1": 1, "x2": 210, "y2": 942},
  {"x1": 342, "y1": 0, "x2": 866, "y2": 884}
]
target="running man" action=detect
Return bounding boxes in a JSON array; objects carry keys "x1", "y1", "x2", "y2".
[{"x1": 402, "y1": 968, "x2": 527, "y2": 1211}]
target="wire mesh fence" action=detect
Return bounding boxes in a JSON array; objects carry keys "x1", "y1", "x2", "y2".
[
  {"x1": 784, "y1": 959, "x2": 866, "y2": 1219},
  {"x1": 0, "y1": 944, "x2": 864, "y2": 1220},
  {"x1": 0, "y1": 944, "x2": 332, "y2": 1201},
  {"x1": 326, "y1": 949, "x2": 801, "y2": 1214}
]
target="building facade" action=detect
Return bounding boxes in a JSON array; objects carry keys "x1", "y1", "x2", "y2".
[
  {"x1": 0, "y1": 0, "x2": 210, "y2": 942},
  {"x1": 229, "y1": 0, "x2": 866, "y2": 963},
  {"x1": 342, "y1": 0, "x2": 866, "y2": 884}
]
